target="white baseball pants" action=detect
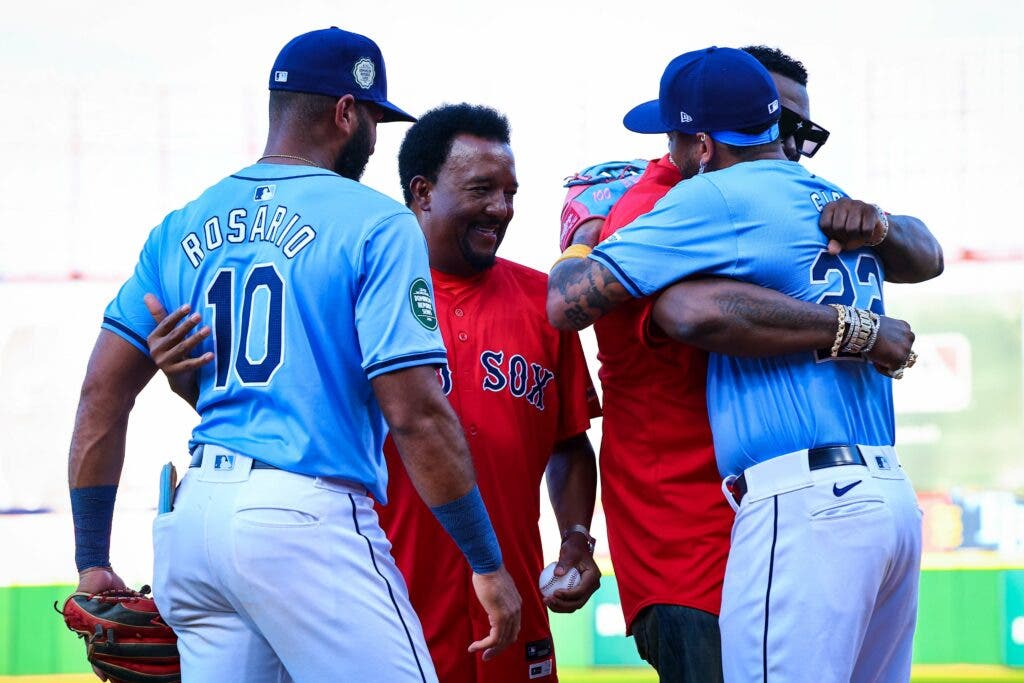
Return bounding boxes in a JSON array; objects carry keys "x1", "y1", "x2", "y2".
[
  {"x1": 152, "y1": 446, "x2": 437, "y2": 682},
  {"x1": 720, "y1": 445, "x2": 922, "y2": 683}
]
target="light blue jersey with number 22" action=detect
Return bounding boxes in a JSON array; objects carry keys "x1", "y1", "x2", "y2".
[{"x1": 590, "y1": 160, "x2": 894, "y2": 476}]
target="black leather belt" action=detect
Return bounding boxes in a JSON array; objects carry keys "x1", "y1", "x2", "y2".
[
  {"x1": 189, "y1": 445, "x2": 279, "y2": 470},
  {"x1": 732, "y1": 445, "x2": 866, "y2": 503}
]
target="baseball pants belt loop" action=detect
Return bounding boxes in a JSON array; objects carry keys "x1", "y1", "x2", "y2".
[
  {"x1": 189, "y1": 444, "x2": 280, "y2": 470},
  {"x1": 732, "y1": 445, "x2": 866, "y2": 504}
]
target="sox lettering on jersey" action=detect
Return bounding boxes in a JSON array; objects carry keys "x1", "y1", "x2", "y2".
[{"x1": 435, "y1": 351, "x2": 555, "y2": 410}]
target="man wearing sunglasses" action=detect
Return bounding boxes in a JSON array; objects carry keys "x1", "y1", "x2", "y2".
[
  {"x1": 778, "y1": 107, "x2": 830, "y2": 160},
  {"x1": 556, "y1": 45, "x2": 941, "y2": 682}
]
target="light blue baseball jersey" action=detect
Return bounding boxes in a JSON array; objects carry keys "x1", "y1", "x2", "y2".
[
  {"x1": 590, "y1": 159, "x2": 894, "y2": 476},
  {"x1": 103, "y1": 164, "x2": 447, "y2": 501}
]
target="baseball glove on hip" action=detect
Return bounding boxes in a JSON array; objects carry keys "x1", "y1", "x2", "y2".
[{"x1": 56, "y1": 584, "x2": 180, "y2": 683}]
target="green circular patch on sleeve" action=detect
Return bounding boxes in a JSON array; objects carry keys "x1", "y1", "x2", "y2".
[{"x1": 409, "y1": 277, "x2": 438, "y2": 330}]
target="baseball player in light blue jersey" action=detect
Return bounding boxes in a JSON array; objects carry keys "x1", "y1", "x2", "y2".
[
  {"x1": 67, "y1": 27, "x2": 521, "y2": 682},
  {"x1": 547, "y1": 47, "x2": 925, "y2": 682}
]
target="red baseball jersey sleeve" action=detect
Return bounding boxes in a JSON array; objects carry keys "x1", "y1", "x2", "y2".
[
  {"x1": 377, "y1": 258, "x2": 600, "y2": 683},
  {"x1": 595, "y1": 154, "x2": 733, "y2": 631}
]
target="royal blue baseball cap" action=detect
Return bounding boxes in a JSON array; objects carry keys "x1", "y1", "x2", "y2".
[
  {"x1": 623, "y1": 46, "x2": 781, "y2": 146},
  {"x1": 269, "y1": 27, "x2": 416, "y2": 123}
]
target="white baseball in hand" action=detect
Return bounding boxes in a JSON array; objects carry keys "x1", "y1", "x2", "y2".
[{"x1": 538, "y1": 562, "x2": 581, "y2": 598}]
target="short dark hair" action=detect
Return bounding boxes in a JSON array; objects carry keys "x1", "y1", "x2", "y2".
[
  {"x1": 398, "y1": 103, "x2": 511, "y2": 205},
  {"x1": 741, "y1": 45, "x2": 808, "y2": 86},
  {"x1": 268, "y1": 91, "x2": 338, "y2": 131}
]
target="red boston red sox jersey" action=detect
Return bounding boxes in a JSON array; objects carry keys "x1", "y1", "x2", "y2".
[
  {"x1": 595, "y1": 154, "x2": 733, "y2": 632},
  {"x1": 377, "y1": 258, "x2": 601, "y2": 683}
]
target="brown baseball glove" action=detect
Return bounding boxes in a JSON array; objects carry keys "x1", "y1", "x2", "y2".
[{"x1": 56, "y1": 584, "x2": 180, "y2": 683}]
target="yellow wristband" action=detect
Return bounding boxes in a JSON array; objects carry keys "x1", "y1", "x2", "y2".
[{"x1": 552, "y1": 244, "x2": 593, "y2": 269}]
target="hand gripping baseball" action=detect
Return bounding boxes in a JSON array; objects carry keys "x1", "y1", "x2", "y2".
[
  {"x1": 542, "y1": 532, "x2": 601, "y2": 613},
  {"x1": 469, "y1": 565, "x2": 522, "y2": 661}
]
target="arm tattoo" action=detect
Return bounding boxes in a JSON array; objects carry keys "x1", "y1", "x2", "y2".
[
  {"x1": 716, "y1": 292, "x2": 826, "y2": 330},
  {"x1": 565, "y1": 305, "x2": 590, "y2": 328},
  {"x1": 550, "y1": 259, "x2": 629, "y2": 329}
]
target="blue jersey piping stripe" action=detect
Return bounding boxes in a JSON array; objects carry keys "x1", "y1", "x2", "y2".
[
  {"x1": 230, "y1": 172, "x2": 340, "y2": 181},
  {"x1": 763, "y1": 495, "x2": 779, "y2": 680},
  {"x1": 102, "y1": 317, "x2": 149, "y2": 351},
  {"x1": 348, "y1": 493, "x2": 428, "y2": 682},
  {"x1": 365, "y1": 351, "x2": 447, "y2": 378},
  {"x1": 589, "y1": 251, "x2": 645, "y2": 298}
]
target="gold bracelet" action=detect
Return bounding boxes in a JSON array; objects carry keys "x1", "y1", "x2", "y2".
[
  {"x1": 552, "y1": 244, "x2": 593, "y2": 269},
  {"x1": 828, "y1": 304, "x2": 847, "y2": 358}
]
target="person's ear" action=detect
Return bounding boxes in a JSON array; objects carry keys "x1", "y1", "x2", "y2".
[
  {"x1": 696, "y1": 133, "x2": 714, "y2": 174},
  {"x1": 410, "y1": 176, "x2": 433, "y2": 211},
  {"x1": 333, "y1": 94, "x2": 359, "y2": 135}
]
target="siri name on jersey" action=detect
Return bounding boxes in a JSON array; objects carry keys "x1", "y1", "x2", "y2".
[{"x1": 180, "y1": 206, "x2": 317, "y2": 268}]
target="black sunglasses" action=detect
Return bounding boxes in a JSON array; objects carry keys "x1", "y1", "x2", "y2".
[{"x1": 778, "y1": 107, "x2": 830, "y2": 158}]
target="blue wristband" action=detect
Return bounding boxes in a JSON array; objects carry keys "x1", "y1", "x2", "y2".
[
  {"x1": 71, "y1": 485, "x2": 117, "y2": 572},
  {"x1": 430, "y1": 486, "x2": 502, "y2": 574}
]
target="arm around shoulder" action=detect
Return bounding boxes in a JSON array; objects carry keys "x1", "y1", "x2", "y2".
[
  {"x1": 651, "y1": 278, "x2": 838, "y2": 356},
  {"x1": 546, "y1": 256, "x2": 632, "y2": 331},
  {"x1": 876, "y1": 213, "x2": 944, "y2": 284}
]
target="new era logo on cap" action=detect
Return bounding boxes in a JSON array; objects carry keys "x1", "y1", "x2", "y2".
[
  {"x1": 623, "y1": 46, "x2": 781, "y2": 143},
  {"x1": 274, "y1": 70, "x2": 288, "y2": 83}
]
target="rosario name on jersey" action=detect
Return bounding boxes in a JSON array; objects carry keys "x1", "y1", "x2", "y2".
[
  {"x1": 101, "y1": 165, "x2": 447, "y2": 501},
  {"x1": 590, "y1": 160, "x2": 894, "y2": 477}
]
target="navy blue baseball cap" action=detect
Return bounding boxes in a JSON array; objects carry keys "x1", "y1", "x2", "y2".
[
  {"x1": 623, "y1": 46, "x2": 781, "y2": 146},
  {"x1": 269, "y1": 27, "x2": 416, "y2": 123}
]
